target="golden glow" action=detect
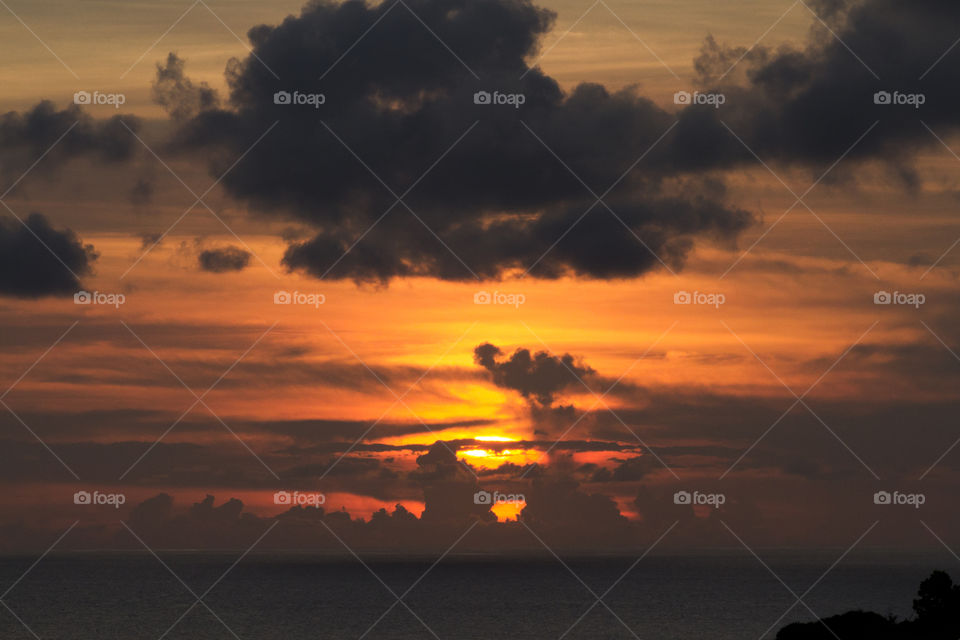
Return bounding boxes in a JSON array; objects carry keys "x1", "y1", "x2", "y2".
[
  {"x1": 491, "y1": 501, "x2": 525, "y2": 522},
  {"x1": 401, "y1": 383, "x2": 512, "y2": 422},
  {"x1": 458, "y1": 447, "x2": 542, "y2": 470},
  {"x1": 3, "y1": 231, "x2": 926, "y2": 490}
]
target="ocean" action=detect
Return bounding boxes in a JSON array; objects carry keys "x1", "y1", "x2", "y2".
[{"x1": 0, "y1": 551, "x2": 940, "y2": 639}]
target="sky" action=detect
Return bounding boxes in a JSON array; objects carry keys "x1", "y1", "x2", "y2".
[{"x1": 1, "y1": 0, "x2": 960, "y2": 555}]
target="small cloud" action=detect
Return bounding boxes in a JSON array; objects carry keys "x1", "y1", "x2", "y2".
[
  {"x1": 152, "y1": 53, "x2": 220, "y2": 121},
  {"x1": 474, "y1": 342, "x2": 594, "y2": 406},
  {"x1": 138, "y1": 231, "x2": 163, "y2": 250},
  {"x1": 198, "y1": 246, "x2": 251, "y2": 273},
  {"x1": 907, "y1": 252, "x2": 935, "y2": 268},
  {"x1": 129, "y1": 178, "x2": 154, "y2": 205}
]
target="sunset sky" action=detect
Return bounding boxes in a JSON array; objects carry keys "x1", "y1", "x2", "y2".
[{"x1": 1, "y1": 0, "x2": 960, "y2": 554}]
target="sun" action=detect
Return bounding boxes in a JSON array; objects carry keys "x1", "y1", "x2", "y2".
[{"x1": 458, "y1": 436, "x2": 541, "y2": 470}]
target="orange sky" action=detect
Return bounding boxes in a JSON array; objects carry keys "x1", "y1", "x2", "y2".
[{"x1": 1, "y1": 0, "x2": 959, "y2": 548}]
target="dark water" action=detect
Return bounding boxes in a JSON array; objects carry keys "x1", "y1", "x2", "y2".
[{"x1": 0, "y1": 551, "x2": 939, "y2": 639}]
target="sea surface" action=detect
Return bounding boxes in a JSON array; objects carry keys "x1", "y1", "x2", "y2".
[{"x1": 0, "y1": 551, "x2": 941, "y2": 639}]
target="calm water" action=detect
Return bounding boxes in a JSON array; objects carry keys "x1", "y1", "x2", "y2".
[{"x1": 0, "y1": 551, "x2": 938, "y2": 639}]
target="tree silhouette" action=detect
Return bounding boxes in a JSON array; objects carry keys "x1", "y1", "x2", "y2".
[
  {"x1": 777, "y1": 571, "x2": 960, "y2": 640},
  {"x1": 912, "y1": 570, "x2": 960, "y2": 639}
]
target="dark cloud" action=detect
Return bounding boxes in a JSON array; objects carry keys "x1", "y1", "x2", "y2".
[
  {"x1": 519, "y1": 461, "x2": 631, "y2": 546},
  {"x1": 0, "y1": 101, "x2": 141, "y2": 187},
  {"x1": 127, "y1": 492, "x2": 174, "y2": 531},
  {"x1": 588, "y1": 455, "x2": 658, "y2": 482},
  {"x1": 685, "y1": 0, "x2": 960, "y2": 173},
  {"x1": 163, "y1": 0, "x2": 752, "y2": 284},
  {"x1": 414, "y1": 441, "x2": 497, "y2": 526},
  {"x1": 159, "y1": 0, "x2": 960, "y2": 284},
  {"x1": 198, "y1": 245, "x2": 251, "y2": 272},
  {"x1": 0, "y1": 212, "x2": 97, "y2": 298},
  {"x1": 138, "y1": 231, "x2": 162, "y2": 249},
  {"x1": 474, "y1": 342, "x2": 593, "y2": 405}
]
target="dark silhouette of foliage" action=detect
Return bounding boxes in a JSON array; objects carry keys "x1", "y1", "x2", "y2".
[
  {"x1": 777, "y1": 571, "x2": 960, "y2": 640},
  {"x1": 777, "y1": 611, "x2": 899, "y2": 640}
]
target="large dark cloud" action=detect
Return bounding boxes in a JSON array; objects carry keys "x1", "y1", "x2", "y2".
[
  {"x1": 157, "y1": 0, "x2": 960, "y2": 283},
  {"x1": 0, "y1": 212, "x2": 96, "y2": 297},
  {"x1": 162, "y1": 0, "x2": 752, "y2": 283},
  {"x1": 685, "y1": 0, "x2": 960, "y2": 174}
]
